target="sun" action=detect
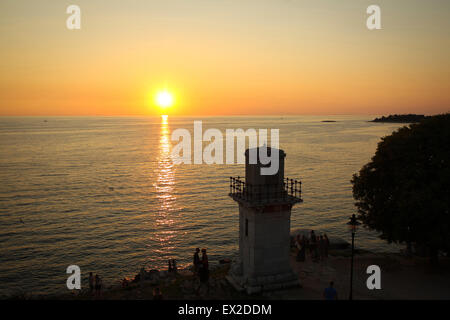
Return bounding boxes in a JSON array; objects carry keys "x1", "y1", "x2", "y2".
[{"x1": 155, "y1": 90, "x2": 174, "y2": 109}]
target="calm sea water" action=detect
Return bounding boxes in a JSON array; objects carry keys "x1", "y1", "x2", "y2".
[{"x1": 0, "y1": 115, "x2": 404, "y2": 296}]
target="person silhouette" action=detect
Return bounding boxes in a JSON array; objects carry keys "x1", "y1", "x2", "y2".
[
  {"x1": 198, "y1": 249, "x2": 210, "y2": 295},
  {"x1": 94, "y1": 274, "x2": 102, "y2": 299},
  {"x1": 324, "y1": 281, "x2": 338, "y2": 300},
  {"x1": 89, "y1": 272, "x2": 94, "y2": 294},
  {"x1": 153, "y1": 287, "x2": 163, "y2": 300},
  {"x1": 193, "y1": 248, "x2": 201, "y2": 275}
]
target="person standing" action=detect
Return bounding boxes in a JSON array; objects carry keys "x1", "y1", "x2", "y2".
[
  {"x1": 140, "y1": 267, "x2": 146, "y2": 288},
  {"x1": 302, "y1": 235, "x2": 308, "y2": 261},
  {"x1": 304, "y1": 236, "x2": 310, "y2": 260},
  {"x1": 319, "y1": 235, "x2": 325, "y2": 260},
  {"x1": 172, "y1": 259, "x2": 177, "y2": 273},
  {"x1": 89, "y1": 272, "x2": 95, "y2": 295},
  {"x1": 323, "y1": 234, "x2": 330, "y2": 258},
  {"x1": 199, "y1": 248, "x2": 210, "y2": 294},
  {"x1": 201, "y1": 249, "x2": 209, "y2": 279},
  {"x1": 310, "y1": 230, "x2": 317, "y2": 260},
  {"x1": 94, "y1": 274, "x2": 102, "y2": 299},
  {"x1": 153, "y1": 287, "x2": 163, "y2": 300},
  {"x1": 296, "y1": 235, "x2": 306, "y2": 262},
  {"x1": 324, "y1": 281, "x2": 338, "y2": 300},
  {"x1": 193, "y1": 248, "x2": 201, "y2": 275},
  {"x1": 295, "y1": 234, "x2": 301, "y2": 248}
]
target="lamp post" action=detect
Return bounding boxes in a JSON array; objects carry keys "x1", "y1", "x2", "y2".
[{"x1": 347, "y1": 214, "x2": 360, "y2": 300}]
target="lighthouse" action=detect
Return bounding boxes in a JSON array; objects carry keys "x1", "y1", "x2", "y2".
[{"x1": 227, "y1": 147, "x2": 302, "y2": 294}]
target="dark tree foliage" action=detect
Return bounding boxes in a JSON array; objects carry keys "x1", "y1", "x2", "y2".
[{"x1": 352, "y1": 114, "x2": 450, "y2": 257}]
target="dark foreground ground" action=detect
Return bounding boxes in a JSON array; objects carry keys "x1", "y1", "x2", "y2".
[{"x1": 14, "y1": 248, "x2": 450, "y2": 300}]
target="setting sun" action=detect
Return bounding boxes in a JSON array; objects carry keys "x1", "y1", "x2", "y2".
[{"x1": 155, "y1": 90, "x2": 174, "y2": 109}]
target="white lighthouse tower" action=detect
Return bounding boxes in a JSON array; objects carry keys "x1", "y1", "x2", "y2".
[{"x1": 227, "y1": 147, "x2": 302, "y2": 294}]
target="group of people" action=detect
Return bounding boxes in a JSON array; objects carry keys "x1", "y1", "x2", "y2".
[
  {"x1": 88, "y1": 272, "x2": 103, "y2": 298},
  {"x1": 193, "y1": 248, "x2": 209, "y2": 287},
  {"x1": 294, "y1": 230, "x2": 330, "y2": 262},
  {"x1": 88, "y1": 243, "x2": 337, "y2": 299}
]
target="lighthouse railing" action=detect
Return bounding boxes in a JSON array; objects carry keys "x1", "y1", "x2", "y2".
[{"x1": 229, "y1": 176, "x2": 302, "y2": 204}]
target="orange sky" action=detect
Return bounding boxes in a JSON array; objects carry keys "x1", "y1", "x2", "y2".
[{"x1": 0, "y1": 0, "x2": 449, "y2": 116}]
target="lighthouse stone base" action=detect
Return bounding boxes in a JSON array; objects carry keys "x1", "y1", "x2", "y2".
[{"x1": 226, "y1": 259, "x2": 300, "y2": 294}]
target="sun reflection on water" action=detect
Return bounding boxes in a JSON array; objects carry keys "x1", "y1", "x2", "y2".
[{"x1": 153, "y1": 115, "x2": 178, "y2": 248}]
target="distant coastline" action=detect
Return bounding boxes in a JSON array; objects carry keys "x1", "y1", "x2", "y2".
[{"x1": 370, "y1": 114, "x2": 428, "y2": 123}]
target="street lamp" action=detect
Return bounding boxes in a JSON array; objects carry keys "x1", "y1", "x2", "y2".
[{"x1": 347, "y1": 214, "x2": 360, "y2": 300}]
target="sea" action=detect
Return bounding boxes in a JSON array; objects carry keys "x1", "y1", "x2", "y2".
[{"x1": 0, "y1": 115, "x2": 405, "y2": 296}]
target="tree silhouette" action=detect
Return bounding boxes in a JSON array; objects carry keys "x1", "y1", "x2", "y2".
[{"x1": 352, "y1": 114, "x2": 450, "y2": 262}]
